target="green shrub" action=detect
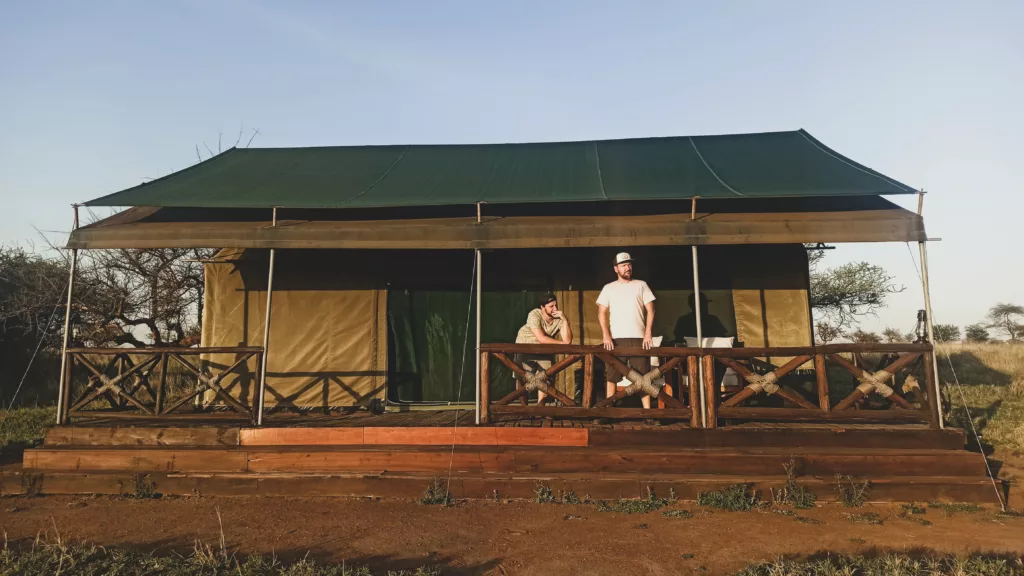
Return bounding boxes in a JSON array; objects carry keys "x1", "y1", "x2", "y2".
[{"x1": 696, "y1": 484, "x2": 759, "y2": 511}]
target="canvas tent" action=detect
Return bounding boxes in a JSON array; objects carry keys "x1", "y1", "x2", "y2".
[{"x1": 67, "y1": 130, "x2": 923, "y2": 410}]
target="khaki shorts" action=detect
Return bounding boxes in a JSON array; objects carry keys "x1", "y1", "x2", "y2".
[
  {"x1": 513, "y1": 353, "x2": 554, "y2": 375},
  {"x1": 604, "y1": 338, "x2": 651, "y2": 382}
]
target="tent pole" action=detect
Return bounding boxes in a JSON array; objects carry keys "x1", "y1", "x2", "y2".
[
  {"x1": 56, "y1": 205, "x2": 79, "y2": 425},
  {"x1": 692, "y1": 245, "x2": 706, "y2": 428},
  {"x1": 257, "y1": 207, "x2": 278, "y2": 426},
  {"x1": 474, "y1": 248, "x2": 482, "y2": 425},
  {"x1": 917, "y1": 192, "x2": 944, "y2": 429},
  {"x1": 690, "y1": 198, "x2": 706, "y2": 427}
]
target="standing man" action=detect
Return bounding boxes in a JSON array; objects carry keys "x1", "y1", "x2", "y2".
[
  {"x1": 597, "y1": 252, "x2": 659, "y2": 408},
  {"x1": 514, "y1": 293, "x2": 573, "y2": 404}
]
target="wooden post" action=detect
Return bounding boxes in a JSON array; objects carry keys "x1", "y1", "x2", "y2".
[
  {"x1": 687, "y1": 355, "x2": 700, "y2": 428},
  {"x1": 256, "y1": 207, "x2": 278, "y2": 426},
  {"x1": 582, "y1": 352, "x2": 594, "y2": 408},
  {"x1": 61, "y1": 353, "x2": 74, "y2": 422},
  {"x1": 479, "y1": 351, "x2": 490, "y2": 424},
  {"x1": 155, "y1": 352, "x2": 168, "y2": 415},
  {"x1": 702, "y1": 354, "x2": 717, "y2": 429},
  {"x1": 923, "y1": 349, "x2": 941, "y2": 429},
  {"x1": 814, "y1": 353, "x2": 830, "y2": 412}
]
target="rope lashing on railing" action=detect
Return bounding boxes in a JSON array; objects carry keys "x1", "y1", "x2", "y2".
[
  {"x1": 521, "y1": 367, "x2": 551, "y2": 393},
  {"x1": 743, "y1": 372, "x2": 780, "y2": 395},
  {"x1": 856, "y1": 370, "x2": 896, "y2": 398},
  {"x1": 92, "y1": 373, "x2": 128, "y2": 396},
  {"x1": 623, "y1": 368, "x2": 665, "y2": 398}
]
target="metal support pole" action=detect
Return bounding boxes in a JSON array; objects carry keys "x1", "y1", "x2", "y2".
[
  {"x1": 474, "y1": 248, "x2": 482, "y2": 424},
  {"x1": 692, "y1": 244, "x2": 706, "y2": 428},
  {"x1": 55, "y1": 206, "x2": 79, "y2": 425},
  {"x1": 256, "y1": 207, "x2": 278, "y2": 426},
  {"x1": 916, "y1": 192, "x2": 944, "y2": 429}
]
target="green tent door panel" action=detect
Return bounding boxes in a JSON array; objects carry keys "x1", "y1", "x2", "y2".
[{"x1": 387, "y1": 290, "x2": 547, "y2": 403}]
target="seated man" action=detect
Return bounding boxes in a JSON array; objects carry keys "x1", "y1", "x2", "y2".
[{"x1": 514, "y1": 293, "x2": 573, "y2": 403}]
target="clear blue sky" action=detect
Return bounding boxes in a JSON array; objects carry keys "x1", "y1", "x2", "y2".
[{"x1": 1, "y1": 0, "x2": 1021, "y2": 336}]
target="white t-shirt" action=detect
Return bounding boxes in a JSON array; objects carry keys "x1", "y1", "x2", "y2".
[{"x1": 596, "y1": 279, "x2": 656, "y2": 339}]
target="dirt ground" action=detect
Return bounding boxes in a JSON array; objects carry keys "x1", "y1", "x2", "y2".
[{"x1": 1, "y1": 495, "x2": 1022, "y2": 575}]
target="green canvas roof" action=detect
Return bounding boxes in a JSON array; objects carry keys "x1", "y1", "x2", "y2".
[{"x1": 84, "y1": 129, "x2": 917, "y2": 209}]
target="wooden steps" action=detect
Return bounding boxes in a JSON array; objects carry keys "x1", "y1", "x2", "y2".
[
  {"x1": 0, "y1": 469, "x2": 1001, "y2": 504},
  {"x1": 43, "y1": 425, "x2": 966, "y2": 450},
  {"x1": 24, "y1": 445, "x2": 988, "y2": 477},
  {"x1": 20, "y1": 424, "x2": 999, "y2": 503}
]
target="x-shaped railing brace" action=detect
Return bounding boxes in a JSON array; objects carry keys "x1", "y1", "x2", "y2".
[
  {"x1": 719, "y1": 355, "x2": 818, "y2": 409},
  {"x1": 161, "y1": 352, "x2": 257, "y2": 417},
  {"x1": 593, "y1": 354, "x2": 686, "y2": 409},
  {"x1": 829, "y1": 353, "x2": 919, "y2": 411},
  {"x1": 492, "y1": 353, "x2": 579, "y2": 407},
  {"x1": 69, "y1": 353, "x2": 160, "y2": 415}
]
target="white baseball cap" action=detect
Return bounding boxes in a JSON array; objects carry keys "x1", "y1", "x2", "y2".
[{"x1": 615, "y1": 252, "x2": 633, "y2": 265}]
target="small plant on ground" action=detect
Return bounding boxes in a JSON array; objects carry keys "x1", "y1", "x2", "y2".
[
  {"x1": 794, "y1": 516, "x2": 823, "y2": 524},
  {"x1": 834, "y1": 474, "x2": 871, "y2": 507},
  {"x1": 928, "y1": 501, "x2": 985, "y2": 516},
  {"x1": 130, "y1": 473, "x2": 160, "y2": 499},
  {"x1": 844, "y1": 511, "x2": 884, "y2": 525},
  {"x1": 597, "y1": 487, "x2": 673, "y2": 514},
  {"x1": 661, "y1": 509, "x2": 694, "y2": 519},
  {"x1": 696, "y1": 483, "x2": 759, "y2": 511},
  {"x1": 902, "y1": 502, "x2": 927, "y2": 515},
  {"x1": 419, "y1": 477, "x2": 451, "y2": 506},
  {"x1": 561, "y1": 488, "x2": 580, "y2": 504},
  {"x1": 771, "y1": 459, "x2": 816, "y2": 509},
  {"x1": 20, "y1": 472, "x2": 43, "y2": 498},
  {"x1": 534, "y1": 482, "x2": 556, "y2": 504}
]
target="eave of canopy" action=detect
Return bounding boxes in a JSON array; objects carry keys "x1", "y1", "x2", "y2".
[{"x1": 69, "y1": 196, "x2": 925, "y2": 250}]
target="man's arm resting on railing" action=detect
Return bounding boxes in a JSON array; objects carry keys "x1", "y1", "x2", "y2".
[
  {"x1": 598, "y1": 304, "x2": 613, "y2": 350},
  {"x1": 530, "y1": 327, "x2": 564, "y2": 345}
]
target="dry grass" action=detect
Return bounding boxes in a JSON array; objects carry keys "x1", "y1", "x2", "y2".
[{"x1": 937, "y1": 343, "x2": 1024, "y2": 455}]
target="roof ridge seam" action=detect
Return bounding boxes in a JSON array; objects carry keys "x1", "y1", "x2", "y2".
[
  {"x1": 336, "y1": 146, "x2": 410, "y2": 207},
  {"x1": 688, "y1": 137, "x2": 744, "y2": 197},
  {"x1": 796, "y1": 131, "x2": 914, "y2": 192},
  {"x1": 593, "y1": 142, "x2": 608, "y2": 200}
]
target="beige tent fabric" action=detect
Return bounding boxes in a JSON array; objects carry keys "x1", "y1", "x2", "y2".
[
  {"x1": 200, "y1": 250, "x2": 387, "y2": 408},
  {"x1": 731, "y1": 244, "x2": 813, "y2": 365}
]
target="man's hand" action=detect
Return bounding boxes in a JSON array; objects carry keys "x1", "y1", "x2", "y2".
[
  {"x1": 603, "y1": 335, "x2": 615, "y2": 351},
  {"x1": 551, "y1": 310, "x2": 564, "y2": 320},
  {"x1": 642, "y1": 333, "x2": 653, "y2": 350}
]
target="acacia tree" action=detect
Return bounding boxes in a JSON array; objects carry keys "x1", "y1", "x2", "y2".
[
  {"x1": 932, "y1": 324, "x2": 961, "y2": 343},
  {"x1": 806, "y1": 245, "x2": 904, "y2": 342},
  {"x1": 73, "y1": 247, "x2": 215, "y2": 347},
  {"x1": 0, "y1": 246, "x2": 70, "y2": 403},
  {"x1": 882, "y1": 327, "x2": 906, "y2": 343},
  {"x1": 987, "y1": 303, "x2": 1023, "y2": 342},
  {"x1": 965, "y1": 324, "x2": 990, "y2": 343}
]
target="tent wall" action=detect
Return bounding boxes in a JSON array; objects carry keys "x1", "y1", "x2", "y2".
[
  {"x1": 201, "y1": 249, "x2": 387, "y2": 409},
  {"x1": 200, "y1": 245, "x2": 812, "y2": 408}
]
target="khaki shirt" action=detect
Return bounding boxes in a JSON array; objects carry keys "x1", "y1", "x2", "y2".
[{"x1": 515, "y1": 309, "x2": 564, "y2": 343}]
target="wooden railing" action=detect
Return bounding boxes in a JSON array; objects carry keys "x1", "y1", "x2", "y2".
[
  {"x1": 61, "y1": 347, "x2": 264, "y2": 424},
  {"x1": 479, "y1": 343, "x2": 699, "y2": 426},
  {"x1": 480, "y1": 343, "x2": 940, "y2": 428}
]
